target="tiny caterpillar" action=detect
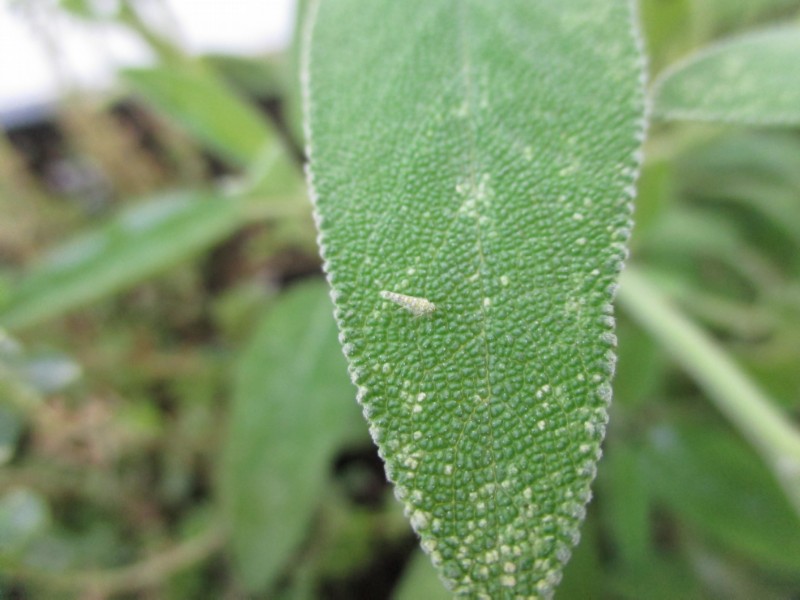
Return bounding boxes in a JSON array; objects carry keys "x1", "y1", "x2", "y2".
[{"x1": 379, "y1": 290, "x2": 436, "y2": 316}]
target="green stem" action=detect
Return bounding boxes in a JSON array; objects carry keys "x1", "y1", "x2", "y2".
[
  {"x1": 116, "y1": 2, "x2": 189, "y2": 68},
  {"x1": 618, "y1": 266, "x2": 800, "y2": 517}
]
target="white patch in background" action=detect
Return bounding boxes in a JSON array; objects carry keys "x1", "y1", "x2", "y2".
[{"x1": 0, "y1": 0, "x2": 295, "y2": 117}]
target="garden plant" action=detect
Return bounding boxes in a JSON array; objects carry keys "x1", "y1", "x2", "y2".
[{"x1": 1, "y1": 0, "x2": 800, "y2": 598}]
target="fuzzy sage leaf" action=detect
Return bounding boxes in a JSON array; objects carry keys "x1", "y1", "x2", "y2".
[
  {"x1": 304, "y1": 1, "x2": 645, "y2": 597},
  {"x1": 653, "y1": 26, "x2": 800, "y2": 126}
]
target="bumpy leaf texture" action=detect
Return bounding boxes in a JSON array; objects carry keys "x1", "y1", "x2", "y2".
[{"x1": 304, "y1": 1, "x2": 645, "y2": 597}]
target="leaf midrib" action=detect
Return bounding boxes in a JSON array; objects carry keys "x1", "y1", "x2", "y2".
[{"x1": 449, "y1": 0, "x2": 505, "y2": 521}]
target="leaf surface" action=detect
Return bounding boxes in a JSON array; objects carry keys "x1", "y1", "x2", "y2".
[
  {"x1": 653, "y1": 26, "x2": 800, "y2": 126},
  {"x1": 304, "y1": 1, "x2": 645, "y2": 596}
]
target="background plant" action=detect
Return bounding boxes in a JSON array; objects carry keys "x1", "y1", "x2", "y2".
[{"x1": 0, "y1": 0, "x2": 798, "y2": 598}]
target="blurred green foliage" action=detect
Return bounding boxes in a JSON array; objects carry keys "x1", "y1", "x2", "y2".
[{"x1": 0, "y1": 0, "x2": 798, "y2": 598}]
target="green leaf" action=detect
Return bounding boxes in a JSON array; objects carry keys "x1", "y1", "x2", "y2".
[
  {"x1": 556, "y1": 516, "x2": 605, "y2": 600},
  {"x1": 675, "y1": 131, "x2": 800, "y2": 251},
  {"x1": 596, "y1": 440, "x2": 653, "y2": 569},
  {"x1": 304, "y1": 1, "x2": 645, "y2": 596},
  {"x1": 204, "y1": 54, "x2": 287, "y2": 100},
  {"x1": 643, "y1": 421, "x2": 800, "y2": 573},
  {"x1": 608, "y1": 554, "x2": 706, "y2": 600},
  {"x1": 393, "y1": 550, "x2": 451, "y2": 600},
  {"x1": 221, "y1": 280, "x2": 361, "y2": 592},
  {"x1": 0, "y1": 192, "x2": 244, "y2": 330},
  {"x1": 57, "y1": 0, "x2": 96, "y2": 18},
  {"x1": 611, "y1": 319, "x2": 665, "y2": 409},
  {"x1": 123, "y1": 66, "x2": 280, "y2": 167},
  {"x1": 617, "y1": 268, "x2": 800, "y2": 516},
  {"x1": 638, "y1": 0, "x2": 693, "y2": 73},
  {"x1": 653, "y1": 26, "x2": 800, "y2": 126}
]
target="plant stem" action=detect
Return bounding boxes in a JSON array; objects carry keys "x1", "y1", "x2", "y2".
[{"x1": 618, "y1": 266, "x2": 800, "y2": 517}]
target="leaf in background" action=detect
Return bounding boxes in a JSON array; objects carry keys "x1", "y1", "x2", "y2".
[
  {"x1": 608, "y1": 554, "x2": 706, "y2": 600},
  {"x1": 638, "y1": 205, "x2": 771, "y2": 292},
  {"x1": 204, "y1": 54, "x2": 287, "y2": 101},
  {"x1": 596, "y1": 440, "x2": 652, "y2": 570},
  {"x1": 638, "y1": 0, "x2": 693, "y2": 73},
  {"x1": 618, "y1": 267, "x2": 800, "y2": 515},
  {"x1": 653, "y1": 27, "x2": 800, "y2": 126},
  {"x1": 0, "y1": 192, "x2": 244, "y2": 330},
  {"x1": 643, "y1": 421, "x2": 800, "y2": 573},
  {"x1": 123, "y1": 66, "x2": 287, "y2": 168},
  {"x1": 555, "y1": 517, "x2": 605, "y2": 600},
  {"x1": 304, "y1": 1, "x2": 645, "y2": 596},
  {"x1": 221, "y1": 280, "x2": 362, "y2": 592},
  {"x1": 675, "y1": 131, "x2": 800, "y2": 253},
  {"x1": 611, "y1": 319, "x2": 666, "y2": 409},
  {"x1": 57, "y1": 0, "x2": 96, "y2": 18},
  {"x1": 677, "y1": 130, "x2": 800, "y2": 190},
  {"x1": 393, "y1": 550, "x2": 451, "y2": 600}
]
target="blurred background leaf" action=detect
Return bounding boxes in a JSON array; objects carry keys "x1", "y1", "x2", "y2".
[
  {"x1": 122, "y1": 65, "x2": 285, "y2": 169},
  {"x1": 0, "y1": 191, "x2": 247, "y2": 330},
  {"x1": 642, "y1": 420, "x2": 800, "y2": 573},
  {"x1": 392, "y1": 550, "x2": 450, "y2": 600},
  {"x1": 222, "y1": 279, "x2": 363, "y2": 592},
  {"x1": 653, "y1": 26, "x2": 800, "y2": 125}
]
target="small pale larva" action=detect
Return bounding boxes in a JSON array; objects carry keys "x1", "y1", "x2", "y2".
[{"x1": 379, "y1": 290, "x2": 436, "y2": 316}]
